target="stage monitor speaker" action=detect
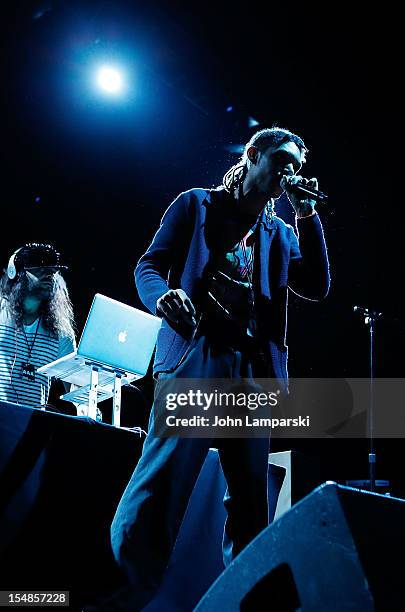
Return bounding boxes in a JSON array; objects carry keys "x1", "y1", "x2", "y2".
[{"x1": 195, "y1": 482, "x2": 405, "y2": 611}]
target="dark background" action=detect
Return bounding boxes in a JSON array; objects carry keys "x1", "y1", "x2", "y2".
[{"x1": 0, "y1": 2, "x2": 401, "y2": 414}]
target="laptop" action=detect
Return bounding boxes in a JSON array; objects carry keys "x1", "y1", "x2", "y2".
[{"x1": 37, "y1": 293, "x2": 161, "y2": 385}]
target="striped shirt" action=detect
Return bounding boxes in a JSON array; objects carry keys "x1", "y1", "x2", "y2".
[{"x1": 0, "y1": 305, "x2": 75, "y2": 408}]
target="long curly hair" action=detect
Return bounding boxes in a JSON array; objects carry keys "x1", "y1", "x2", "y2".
[{"x1": 0, "y1": 270, "x2": 76, "y2": 340}]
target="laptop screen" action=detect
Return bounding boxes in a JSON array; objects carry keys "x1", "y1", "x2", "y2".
[{"x1": 78, "y1": 294, "x2": 161, "y2": 376}]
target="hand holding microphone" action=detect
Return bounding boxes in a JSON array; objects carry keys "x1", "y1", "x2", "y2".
[{"x1": 280, "y1": 174, "x2": 328, "y2": 218}]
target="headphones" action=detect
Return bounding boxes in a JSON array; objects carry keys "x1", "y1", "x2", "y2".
[
  {"x1": 7, "y1": 248, "x2": 23, "y2": 280},
  {"x1": 6, "y1": 243, "x2": 67, "y2": 281}
]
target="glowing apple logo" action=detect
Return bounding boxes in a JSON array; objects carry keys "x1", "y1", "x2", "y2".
[{"x1": 118, "y1": 330, "x2": 127, "y2": 343}]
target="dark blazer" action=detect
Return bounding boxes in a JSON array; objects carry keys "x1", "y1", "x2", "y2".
[{"x1": 135, "y1": 187, "x2": 330, "y2": 381}]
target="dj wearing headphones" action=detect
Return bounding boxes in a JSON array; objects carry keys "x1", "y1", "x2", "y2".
[{"x1": 0, "y1": 243, "x2": 76, "y2": 410}]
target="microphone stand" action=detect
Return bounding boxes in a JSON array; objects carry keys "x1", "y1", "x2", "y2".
[{"x1": 347, "y1": 306, "x2": 389, "y2": 493}]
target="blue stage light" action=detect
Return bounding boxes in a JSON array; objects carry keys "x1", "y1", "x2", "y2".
[{"x1": 96, "y1": 66, "x2": 124, "y2": 94}]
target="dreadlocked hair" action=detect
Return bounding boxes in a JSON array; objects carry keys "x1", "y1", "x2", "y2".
[
  {"x1": 0, "y1": 271, "x2": 76, "y2": 341},
  {"x1": 222, "y1": 126, "x2": 308, "y2": 195},
  {"x1": 223, "y1": 162, "x2": 248, "y2": 194}
]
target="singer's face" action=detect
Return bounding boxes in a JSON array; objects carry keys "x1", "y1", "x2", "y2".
[{"x1": 255, "y1": 141, "x2": 303, "y2": 197}]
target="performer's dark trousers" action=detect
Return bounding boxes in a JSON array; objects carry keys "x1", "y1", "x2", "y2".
[{"x1": 111, "y1": 333, "x2": 270, "y2": 607}]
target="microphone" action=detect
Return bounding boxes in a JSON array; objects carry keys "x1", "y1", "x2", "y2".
[{"x1": 282, "y1": 177, "x2": 328, "y2": 203}]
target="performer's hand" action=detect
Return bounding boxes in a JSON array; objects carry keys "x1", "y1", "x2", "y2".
[
  {"x1": 280, "y1": 174, "x2": 317, "y2": 218},
  {"x1": 157, "y1": 289, "x2": 197, "y2": 327}
]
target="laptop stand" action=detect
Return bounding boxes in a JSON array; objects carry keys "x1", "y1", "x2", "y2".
[{"x1": 39, "y1": 354, "x2": 137, "y2": 426}]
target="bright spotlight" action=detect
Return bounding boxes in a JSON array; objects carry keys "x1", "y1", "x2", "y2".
[{"x1": 96, "y1": 66, "x2": 124, "y2": 94}]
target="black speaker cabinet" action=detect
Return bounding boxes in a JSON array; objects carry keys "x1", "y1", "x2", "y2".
[{"x1": 195, "y1": 482, "x2": 405, "y2": 611}]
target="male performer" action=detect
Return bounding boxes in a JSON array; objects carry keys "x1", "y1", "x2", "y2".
[
  {"x1": 111, "y1": 127, "x2": 330, "y2": 607},
  {"x1": 0, "y1": 243, "x2": 76, "y2": 408}
]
